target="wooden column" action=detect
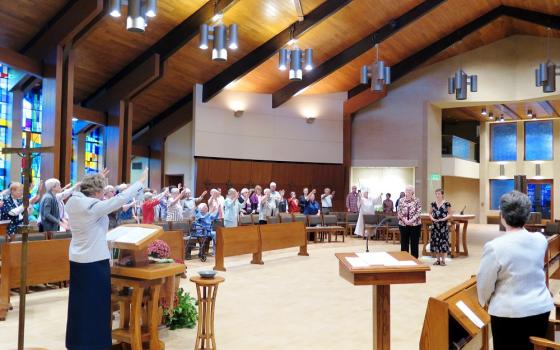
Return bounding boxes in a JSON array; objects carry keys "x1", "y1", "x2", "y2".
[
  {"x1": 105, "y1": 101, "x2": 133, "y2": 185},
  {"x1": 9, "y1": 89, "x2": 23, "y2": 183},
  {"x1": 59, "y1": 48, "x2": 74, "y2": 184},
  {"x1": 40, "y1": 46, "x2": 63, "y2": 180}
]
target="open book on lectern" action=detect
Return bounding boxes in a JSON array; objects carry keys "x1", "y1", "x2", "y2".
[{"x1": 106, "y1": 224, "x2": 163, "y2": 250}]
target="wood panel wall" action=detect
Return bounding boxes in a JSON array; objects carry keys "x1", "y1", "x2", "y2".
[{"x1": 195, "y1": 157, "x2": 346, "y2": 210}]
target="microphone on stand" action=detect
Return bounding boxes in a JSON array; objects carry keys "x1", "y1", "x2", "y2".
[
  {"x1": 366, "y1": 216, "x2": 390, "y2": 253},
  {"x1": 460, "y1": 205, "x2": 466, "y2": 215}
]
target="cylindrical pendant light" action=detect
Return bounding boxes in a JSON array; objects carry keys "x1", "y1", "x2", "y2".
[
  {"x1": 360, "y1": 66, "x2": 369, "y2": 85},
  {"x1": 384, "y1": 66, "x2": 391, "y2": 85},
  {"x1": 228, "y1": 24, "x2": 238, "y2": 50},
  {"x1": 278, "y1": 49, "x2": 287, "y2": 71},
  {"x1": 109, "y1": 0, "x2": 121, "y2": 17},
  {"x1": 544, "y1": 63, "x2": 556, "y2": 93},
  {"x1": 470, "y1": 75, "x2": 478, "y2": 92},
  {"x1": 127, "y1": 0, "x2": 145, "y2": 33},
  {"x1": 146, "y1": 0, "x2": 157, "y2": 17},
  {"x1": 199, "y1": 24, "x2": 209, "y2": 50},
  {"x1": 212, "y1": 25, "x2": 227, "y2": 61},
  {"x1": 448, "y1": 77, "x2": 455, "y2": 94},
  {"x1": 304, "y1": 48, "x2": 313, "y2": 71},
  {"x1": 289, "y1": 48, "x2": 302, "y2": 81},
  {"x1": 376, "y1": 61, "x2": 385, "y2": 81}
]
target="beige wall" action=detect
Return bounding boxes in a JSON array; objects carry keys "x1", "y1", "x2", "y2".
[
  {"x1": 442, "y1": 176, "x2": 480, "y2": 223},
  {"x1": 165, "y1": 122, "x2": 194, "y2": 190},
  {"x1": 353, "y1": 35, "x2": 560, "y2": 212}
]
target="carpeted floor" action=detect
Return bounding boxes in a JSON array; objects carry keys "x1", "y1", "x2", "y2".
[{"x1": 0, "y1": 224, "x2": 558, "y2": 349}]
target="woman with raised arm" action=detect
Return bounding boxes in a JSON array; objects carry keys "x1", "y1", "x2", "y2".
[{"x1": 65, "y1": 168, "x2": 147, "y2": 350}]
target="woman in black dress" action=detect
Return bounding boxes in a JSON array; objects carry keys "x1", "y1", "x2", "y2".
[{"x1": 430, "y1": 188, "x2": 452, "y2": 266}]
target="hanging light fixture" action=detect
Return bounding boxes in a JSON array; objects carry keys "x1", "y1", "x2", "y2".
[
  {"x1": 499, "y1": 114, "x2": 505, "y2": 122},
  {"x1": 447, "y1": 69, "x2": 477, "y2": 100},
  {"x1": 110, "y1": 0, "x2": 122, "y2": 17},
  {"x1": 199, "y1": 15, "x2": 238, "y2": 61},
  {"x1": 277, "y1": 29, "x2": 313, "y2": 81},
  {"x1": 527, "y1": 109, "x2": 536, "y2": 119},
  {"x1": 145, "y1": 0, "x2": 157, "y2": 17},
  {"x1": 126, "y1": 0, "x2": 147, "y2": 32},
  {"x1": 481, "y1": 107, "x2": 487, "y2": 116},
  {"x1": 360, "y1": 43, "x2": 391, "y2": 92},
  {"x1": 535, "y1": 28, "x2": 559, "y2": 93},
  {"x1": 488, "y1": 112, "x2": 494, "y2": 120}
]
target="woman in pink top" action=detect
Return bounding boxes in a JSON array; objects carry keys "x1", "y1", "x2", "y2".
[{"x1": 397, "y1": 185, "x2": 422, "y2": 258}]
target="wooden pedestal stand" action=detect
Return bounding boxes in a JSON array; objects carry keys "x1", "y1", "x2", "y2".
[
  {"x1": 190, "y1": 276, "x2": 225, "y2": 350},
  {"x1": 335, "y1": 252, "x2": 429, "y2": 350}
]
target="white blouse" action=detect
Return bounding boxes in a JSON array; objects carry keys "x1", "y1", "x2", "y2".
[{"x1": 66, "y1": 182, "x2": 144, "y2": 263}]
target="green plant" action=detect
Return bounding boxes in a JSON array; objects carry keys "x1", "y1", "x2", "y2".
[{"x1": 163, "y1": 288, "x2": 198, "y2": 330}]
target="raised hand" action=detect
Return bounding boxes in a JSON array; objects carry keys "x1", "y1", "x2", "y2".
[{"x1": 100, "y1": 168, "x2": 110, "y2": 178}]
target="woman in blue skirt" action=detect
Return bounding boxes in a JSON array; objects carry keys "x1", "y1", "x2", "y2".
[{"x1": 65, "y1": 168, "x2": 147, "y2": 350}]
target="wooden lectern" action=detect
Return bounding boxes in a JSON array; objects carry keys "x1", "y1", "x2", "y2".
[
  {"x1": 420, "y1": 277, "x2": 490, "y2": 350},
  {"x1": 336, "y1": 251, "x2": 430, "y2": 350}
]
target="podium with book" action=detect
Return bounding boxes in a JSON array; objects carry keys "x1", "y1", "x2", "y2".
[
  {"x1": 336, "y1": 251, "x2": 430, "y2": 350},
  {"x1": 108, "y1": 224, "x2": 186, "y2": 350},
  {"x1": 420, "y1": 277, "x2": 490, "y2": 350}
]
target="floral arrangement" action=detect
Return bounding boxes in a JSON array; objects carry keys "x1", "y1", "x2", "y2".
[{"x1": 147, "y1": 239, "x2": 170, "y2": 259}]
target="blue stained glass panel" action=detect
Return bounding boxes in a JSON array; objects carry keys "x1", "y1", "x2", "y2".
[
  {"x1": 490, "y1": 179, "x2": 515, "y2": 210},
  {"x1": 0, "y1": 64, "x2": 10, "y2": 189},
  {"x1": 452, "y1": 136, "x2": 470, "y2": 160},
  {"x1": 491, "y1": 123, "x2": 517, "y2": 161},
  {"x1": 525, "y1": 121, "x2": 553, "y2": 161}
]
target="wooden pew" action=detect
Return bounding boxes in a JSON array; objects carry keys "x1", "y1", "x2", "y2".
[
  {"x1": 214, "y1": 225, "x2": 261, "y2": 271},
  {"x1": 0, "y1": 238, "x2": 71, "y2": 320},
  {"x1": 159, "y1": 230, "x2": 185, "y2": 263},
  {"x1": 259, "y1": 222, "x2": 308, "y2": 260},
  {"x1": 420, "y1": 277, "x2": 490, "y2": 350},
  {"x1": 545, "y1": 234, "x2": 560, "y2": 286}
]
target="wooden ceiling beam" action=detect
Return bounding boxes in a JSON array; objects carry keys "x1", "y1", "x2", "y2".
[
  {"x1": 133, "y1": 94, "x2": 193, "y2": 147},
  {"x1": 0, "y1": 47, "x2": 42, "y2": 77},
  {"x1": 82, "y1": 0, "x2": 239, "y2": 108},
  {"x1": 21, "y1": 0, "x2": 104, "y2": 60},
  {"x1": 348, "y1": 6, "x2": 560, "y2": 101},
  {"x1": 202, "y1": 0, "x2": 352, "y2": 103},
  {"x1": 348, "y1": 6, "x2": 504, "y2": 98},
  {"x1": 73, "y1": 104, "x2": 107, "y2": 125},
  {"x1": 272, "y1": 0, "x2": 446, "y2": 108},
  {"x1": 538, "y1": 101, "x2": 560, "y2": 118},
  {"x1": 499, "y1": 104, "x2": 522, "y2": 120}
]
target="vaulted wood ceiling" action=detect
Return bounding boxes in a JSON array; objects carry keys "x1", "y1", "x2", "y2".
[
  {"x1": 443, "y1": 100, "x2": 560, "y2": 122},
  {"x1": 1, "y1": 0, "x2": 559, "y2": 136}
]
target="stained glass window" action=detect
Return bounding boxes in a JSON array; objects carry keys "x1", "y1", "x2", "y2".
[
  {"x1": 490, "y1": 123, "x2": 517, "y2": 161},
  {"x1": 0, "y1": 64, "x2": 9, "y2": 189},
  {"x1": 22, "y1": 88, "x2": 42, "y2": 185},
  {"x1": 525, "y1": 120, "x2": 553, "y2": 161},
  {"x1": 490, "y1": 179, "x2": 514, "y2": 210},
  {"x1": 85, "y1": 127, "x2": 102, "y2": 174}
]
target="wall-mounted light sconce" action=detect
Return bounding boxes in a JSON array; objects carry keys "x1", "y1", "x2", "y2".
[
  {"x1": 306, "y1": 117, "x2": 316, "y2": 124},
  {"x1": 233, "y1": 110, "x2": 244, "y2": 118},
  {"x1": 499, "y1": 164, "x2": 505, "y2": 177},
  {"x1": 535, "y1": 163, "x2": 542, "y2": 177}
]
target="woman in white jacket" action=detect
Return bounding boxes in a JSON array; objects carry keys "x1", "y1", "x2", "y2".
[
  {"x1": 477, "y1": 190, "x2": 553, "y2": 350},
  {"x1": 65, "y1": 169, "x2": 147, "y2": 350}
]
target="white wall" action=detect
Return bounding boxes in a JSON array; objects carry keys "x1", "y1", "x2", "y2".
[
  {"x1": 165, "y1": 122, "x2": 194, "y2": 189},
  {"x1": 193, "y1": 84, "x2": 344, "y2": 164},
  {"x1": 130, "y1": 156, "x2": 149, "y2": 183},
  {"x1": 350, "y1": 167, "x2": 415, "y2": 200},
  {"x1": 353, "y1": 35, "x2": 560, "y2": 213}
]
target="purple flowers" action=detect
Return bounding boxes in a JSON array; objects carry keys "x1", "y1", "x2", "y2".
[{"x1": 147, "y1": 239, "x2": 170, "y2": 258}]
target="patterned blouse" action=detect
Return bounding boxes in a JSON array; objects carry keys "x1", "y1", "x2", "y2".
[
  {"x1": 397, "y1": 197, "x2": 422, "y2": 226},
  {"x1": 1, "y1": 195, "x2": 23, "y2": 236}
]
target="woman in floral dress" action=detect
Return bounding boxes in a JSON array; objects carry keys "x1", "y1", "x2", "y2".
[{"x1": 430, "y1": 188, "x2": 452, "y2": 266}]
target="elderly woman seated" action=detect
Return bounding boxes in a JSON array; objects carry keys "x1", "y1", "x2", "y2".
[
  {"x1": 186, "y1": 203, "x2": 219, "y2": 259},
  {"x1": 477, "y1": 190, "x2": 553, "y2": 350}
]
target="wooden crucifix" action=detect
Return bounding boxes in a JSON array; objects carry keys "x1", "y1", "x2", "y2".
[{"x1": 1, "y1": 130, "x2": 53, "y2": 350}]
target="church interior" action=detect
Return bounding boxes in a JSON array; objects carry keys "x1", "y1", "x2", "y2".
[{"x1": 1, "y1": 1, "x2": 560, "y2": 349}]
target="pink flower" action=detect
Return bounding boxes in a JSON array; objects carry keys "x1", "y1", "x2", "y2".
[{"x1": 147, "y1": 239, "x2": 170, "y2": 258}]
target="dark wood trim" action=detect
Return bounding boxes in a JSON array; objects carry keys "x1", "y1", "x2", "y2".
[
  {"x1": 132, "y1": 144, "x2": 151, "y2": 158},
  {"x1": 82, "y1": 0, "x2": 239, "y2": 107},
  {"x1": 271, "y1": 0, "x2": 446, "y2": 108},
  {"x1": 502, "y1": 6, "x2": 560, "y2": 30},
  {"x1": 202, "y1": 0, "x2": 352, "y2": 102},
  {"x1": 538, "y1": 101, "x2": 560, "y2": 118},
  {"x1": 500, "y1": 104, "x2": 521, "y2": 120},
  {"x1": 22, "y1": 0, "x2": 104, "y2": 60},
  {"x1": 73, "y1": 105, "x2": 108, "y2": 125},
  {"x1": 0, "y1": 47, "x2": 42, "y2": 77},
  {"x1": 59, "y1": 48, "x2": 75, "y2": 184}
]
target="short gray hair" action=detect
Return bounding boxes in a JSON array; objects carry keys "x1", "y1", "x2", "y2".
[
  {"x1": 80, "y1": 174, "x2": 107, "y2": 197},
  {"x1": 500, "y1": 190, "x2": 531, "y2": 228},
  {"x1": 104, "y1": 185, "x2": 115, "y2": 194},
  {"x1": 44, "y1": 178, "x2": 60, "y2": 192}
]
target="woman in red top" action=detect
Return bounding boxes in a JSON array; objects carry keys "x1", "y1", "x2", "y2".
[
  {"x1": 287, "y1": 191, "x2": 300, "y2": 214},
  {"x1": 141, "y1": 189, "x2": 168, "y2": 224}
]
